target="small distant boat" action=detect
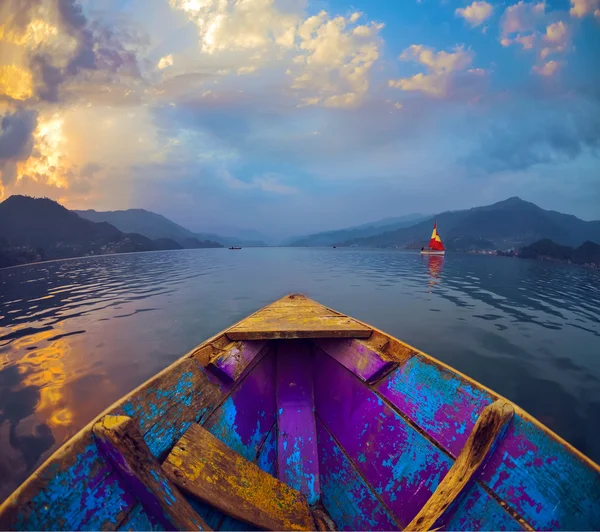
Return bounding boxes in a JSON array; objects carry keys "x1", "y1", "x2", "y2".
[
  {"x1": 1, "y1": 294, "x2": 598, "y2": 531},
  {"x1": 332, "y1": 246, "x2": 337, "y2": 249},
  {"x1": 421, "y1": 221, "x2": 445, "y2": 255},
  {"x1": 229, "y1": 246, "x2": 242, "y2": 250}
]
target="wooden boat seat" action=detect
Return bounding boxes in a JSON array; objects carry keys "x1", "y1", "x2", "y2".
[
  {"x1": 93, "y1": 415, "x2": 210, "y2": 530},
  {"x1": 405, "y1": 400, "x2": 515, "y2": 531},
  {"x1": 162, "y1": 423, "x2": 315, "y2": 531},
  {"x1": 225, "y1": 294, "x2": 372, "y2": 340}
]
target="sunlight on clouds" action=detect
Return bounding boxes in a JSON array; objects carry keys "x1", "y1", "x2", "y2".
[
  {"x1": 389, "y1": 45, "x2": 474, "y2": 97},
  {"x1": 501, "y1": 1, "x2": 545, "y2": 36},
  {"x1": 0, "y1": 65, "x2": 33, "y2": 101},
  {"x1": 167, "y1": 0, "x2": 383, "y2": 108},
  {"x1": 569, "y1": 0, "x2": 600, "y2": 18},
  {"x1": 533, "y1": 59, "x2": 559, "y2": 76},
  {"x1": 157, "y1": 54, "x2": 174, "y2": 69},
  {"x1": 456, "y1": 2, "x2": 494, "y2": 27},
  {"x1": 168, "y1": 0, "x2": 298, "y2": 54},
  {"x1": 17, "y1": 113, "x2": 68, "y2": 189}
]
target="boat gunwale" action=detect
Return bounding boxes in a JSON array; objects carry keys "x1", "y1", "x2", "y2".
[{"x1": 1, "y1": 293, "x2": 598, "y2": 525}]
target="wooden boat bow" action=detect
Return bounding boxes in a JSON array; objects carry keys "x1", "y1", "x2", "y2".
[{"x1": 0, "y1": 294, "x2": 598, "y2": 531}]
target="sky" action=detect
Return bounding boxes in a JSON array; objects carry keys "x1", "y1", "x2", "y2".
[{"x1": 0, "y1": 0, "x2": 599, "y2": 237}]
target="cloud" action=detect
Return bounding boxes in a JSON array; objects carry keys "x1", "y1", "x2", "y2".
[
  {"x1": 456, "y1": 2, "x2": 494, "y2": 27},
  {"x1": 389, "y1": 45, "x2": 477, "y2": 98},
  {"x1": 499, "y1": 3, "x2": 572, "y2": 73},
  {"x1": 167, "y1": 1, "x2": 384, "y2": 108},
  {"x1": 569, "y1": 0, "x2": 600, "y2": 18},
  {"x1": 501, "y1": 1, "x2": 546, "y2": 37},
  {"x1": 0, "y1": 0, "x2": 145, "y2": 104},
  {"x1": 0, "y1": 108, "x2": 38, "y2": 185},
  {"x1": 466, "y1": 98, "x2": 600, "y2": 173},
  {"x1": 222, "y1": 171, "x2": 297, "y2": 194},
  {"x1": 533, "y1": 59, "x2": 560, "y2": 76},
  {"x1": 157, "y1": 54, "x2": 173, "y2": 70}
]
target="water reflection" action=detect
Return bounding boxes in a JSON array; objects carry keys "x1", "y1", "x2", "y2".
[
  {"x1": 0, "y1": 248, "x2": 599, "y2": 502},
  {"x1": 424, "y1": 255, "x2": 444, "y2": 292}
]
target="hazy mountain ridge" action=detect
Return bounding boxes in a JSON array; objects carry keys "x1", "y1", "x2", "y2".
[
  {"x1": 288, "y1": 213, "x2": 429, "y2": 247},
  {"x1": 74, "y1": 209, "x2": 229, "y2": 248},
  {"x1": 0, "y1": 196, "x2": 221, "y2": 268},
  {"x1": 337, "y1": 197, "x2": 600, "y2": 249}
]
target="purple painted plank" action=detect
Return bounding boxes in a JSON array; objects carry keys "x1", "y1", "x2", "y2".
[
  {"x1": 376, "y1": 356, "x2": 493, "y2": 457},
  {"x1": 317, "y1": 419, "x2": 399, "y2": 531},
  {"x1": 276, "y1": 340, "x2": 320, "y2": 505},
  {"x1": 208, "y1": 341, "x2": 267, "y2": 381},
  {"x1": 377, "y1": 356, "x2": 600, "y2": 530},
  {"x1": 313, "y1": 339, "x2": 395, "y2": 383},
  {"x1": 478, "y1": 414, "x2": 600, "y2": 531},
  {"x1": 314, "y1": 349, "x2": 455, "y2": 527},
  {"x1": 203, "y1": 349, "x2": 276, "y2": 462}
]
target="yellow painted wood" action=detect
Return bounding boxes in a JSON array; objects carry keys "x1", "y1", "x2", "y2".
[
  {"x1": 93, "y1": 415, "x2": 210, "y2": 531},
  {"x1": 405, "y1": 400, "x2": 515, "y2": 532},
  {"x1": 225, "y1": 294, "x2": 371, "y2": 340},
  {"x1": 162, "y1": 423, "x2": 314, "y2": 531}
]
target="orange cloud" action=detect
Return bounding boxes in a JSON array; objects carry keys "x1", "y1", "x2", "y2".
[{"x1": 456, "y1": 2, "x2": 494, "y2": 27}]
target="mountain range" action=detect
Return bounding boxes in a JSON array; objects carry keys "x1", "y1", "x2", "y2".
[
  {"x1": 335, "y1": 197, "x2": 600, "y2": 250},
  {"x1": 1, "y1": 195, "x2": 598, "y2": 268},
  {"x1": 0, "y1": 196, "x2": 221, "y2": 268},
  {"x1": 75, "y1": 210, "x2": 268, "y2": 248},
  {"x1": 287, "y1": 213, "x2": 428, "y2": 247}
]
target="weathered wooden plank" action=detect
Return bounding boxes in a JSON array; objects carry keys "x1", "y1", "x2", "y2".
[
  {"x1": 111, "y1": 358, "x2": 225, "y2": 460},
  {"x1": 441, "y1": 483, "x2": 526, "y2": 531},
  {"x1": 377, "y1": 355, "x2": 600, "y2": 530},
  {"x1": 227, "y1": 314, "x2": 372, "y2": 340},
  {"x1": 376, "y1": 355, "x2": 495, "y2": 457},
  {"x1": 314, "y1": 349, "x2": 453, "y2": 527},
  {"x1": 316, "y1": 419, "x2": 399, "y2": 531},
  {"x1": 163, "y1": 424, "x2": 314, "y2": 531},
  {"x1": 313, "y1": 339, "x2": 397, "y2": 383},
  {"x1": 277, "y1": 341, "x2": 320, "y2": 504},
  {"x1": 207, "y1": 340, "x2": 267, "y2": 382},
  {"x1": 0, "y1": 431, "x2": 123, "y2": 531},
  {"x1": 118, "y1": 503, "x2": 165, "y2": 531},
  {"x1": 93, "y1": 415, "x2": 210, "y2": 531},
  {"x1": 203, "y1": 350, "x2": 276, "y2": 461},
  {"x1": 478, "y1": 414, "x2": 600, "y2": 531},
  {"x1": 256, "y1": 423, "x2": 278, "y2": 477},
  {"x1": 406, "y1": 400, "x2": 514, "y2": 531}
]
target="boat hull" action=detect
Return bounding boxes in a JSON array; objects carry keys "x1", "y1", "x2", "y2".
[
  {"x1": 420, "y1": 249, "x2": 445, "y2": 255},
  {"x1": 1, "y1": 294, "x2": 598, "y2": 531}
]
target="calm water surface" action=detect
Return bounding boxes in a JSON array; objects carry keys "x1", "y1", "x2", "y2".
[{"x1": 1, "y1": 248, "x2": 599, "y2": 501}]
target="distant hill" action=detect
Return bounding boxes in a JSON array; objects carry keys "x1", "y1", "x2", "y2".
[
  {"x1": 288, "y1": 213, "x2": 429, "y2": 247},
  {"x1": 519, "y1": 239, "x2": 600, "y2": 266},
  {"x1": 74, "y1": 209, "x2": 224, "y2": 248},
  {"x1": 339, "y1": 197, "x2": 600, "y2": 249},
  {"x1": 196, "y1": 224, "x2": 272, "y2": 246},
  {"x1": 76, "y1": 209, "x2": 266, "y2": 247},
  {"x1": 0, "y1": 196, "x2": 214, "y2": 268}
]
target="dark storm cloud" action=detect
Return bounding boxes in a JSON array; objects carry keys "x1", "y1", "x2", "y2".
[
  {"x1": 466, "y1": 98, "x2": 600, "y2": 173},
  {"x1": 0, "y1": 109, "x2": 39, "y2": 186}
]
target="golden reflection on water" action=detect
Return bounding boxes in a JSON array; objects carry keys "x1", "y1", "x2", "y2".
[
  {"x1": 9, "y1": 326, "x2": 73, "y2": 428},
  {"x1": 426, "y1": 255, "x2": 444, "y2": 291}
]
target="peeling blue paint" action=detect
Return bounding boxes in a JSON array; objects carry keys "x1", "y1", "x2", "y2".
[{"x1": 317, "y1": 421, "x2": 397, "y2": 531}]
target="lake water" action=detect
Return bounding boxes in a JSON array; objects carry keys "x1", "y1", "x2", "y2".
[{"x1": 1, "y1": 248, "x2": 599, "y2": 502}]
